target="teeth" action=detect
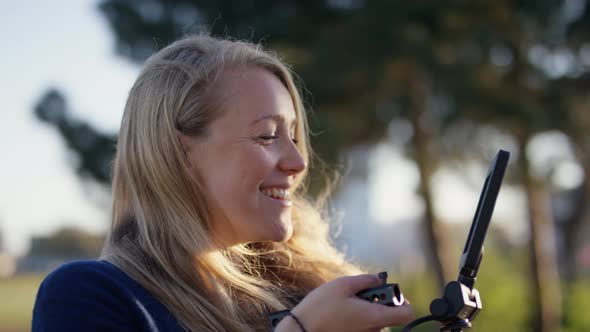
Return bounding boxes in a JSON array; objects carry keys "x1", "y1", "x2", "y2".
[{"x1": 260, "y1": 187, "x2": 290, "y2": 200}]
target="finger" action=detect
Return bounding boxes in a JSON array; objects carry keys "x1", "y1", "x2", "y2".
[
  {"x1": 369, "y1": 303, "x2": 415, "y2": 328},
  {"x1": 339, "y1": 274, "x2": 383, "y2": 295}
]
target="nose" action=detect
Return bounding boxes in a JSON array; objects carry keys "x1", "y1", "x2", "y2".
[{"x1": 279, "y1": 141, "x2": 306, "y2": 176}]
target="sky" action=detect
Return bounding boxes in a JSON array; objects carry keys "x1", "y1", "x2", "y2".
[
  {"x1": 0, "y1": 1, "x2": 582, "y2": 257},
  {"x1": 0, "y1": 0, "x2": 139, "y2": 255}
]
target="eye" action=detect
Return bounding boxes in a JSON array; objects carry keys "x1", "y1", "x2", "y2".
[
  {"x1": 258, "y1": 135, "x2": 279, "y2": 140},
  {"x1": 255, "y1": 135, "x2": 299, "y2": 145},
  {"x1": 257, "y1": 135, "x2": 279, "y2": 144}
]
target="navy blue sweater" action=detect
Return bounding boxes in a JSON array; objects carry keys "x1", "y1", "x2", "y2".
[{"x1": 32, "y1": 260, "x2": 185, "y2": 331}]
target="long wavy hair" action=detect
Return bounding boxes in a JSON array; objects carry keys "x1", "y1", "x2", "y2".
[{"x1": 101, "y1": 33, "x2": 362, "y2": 331}]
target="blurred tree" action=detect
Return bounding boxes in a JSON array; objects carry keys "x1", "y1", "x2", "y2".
[
  {"x1": 34, "y1": 90, "x2": 117, "y2": 184},
  {"x1": 442, "y1": 3, "x2": 590, "y2": 330},
  {"x1": 28, "y1": 226, "x2": 105, "y2": 259},
  {"x1": 552, "y1": 74, "x2": 590, "y2": 284}
]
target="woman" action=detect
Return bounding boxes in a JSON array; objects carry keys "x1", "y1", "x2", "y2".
[{"x1": 32, "y1": 34, "x2": 413, "y2": 331}]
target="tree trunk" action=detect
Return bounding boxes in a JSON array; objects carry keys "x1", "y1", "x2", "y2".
[
  {"x1": 561, "y1": 143, "x2": 590, "y2": 328},
  {"x1": 408, "y1": 69, "x2": 454, "y2": 291},
  {"x1": 564, "y1": 142, "x2": 590, "y2": 281},
  {"x1": 517, "y1": 134, "x2": 562, "y2": 332}
]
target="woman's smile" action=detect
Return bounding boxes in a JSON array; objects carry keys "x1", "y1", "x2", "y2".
[{"x1": 259, "y1": 187, "x2": 293, "y2": 206}]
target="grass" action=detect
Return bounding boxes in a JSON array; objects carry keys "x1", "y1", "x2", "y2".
[{"x1": 0, "y1": 274, "x2": 45, "y2": 332}]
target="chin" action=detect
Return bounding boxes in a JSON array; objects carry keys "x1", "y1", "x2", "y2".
[{"x1": 267, "y1": 219, "x2": 293, "y2": 242}]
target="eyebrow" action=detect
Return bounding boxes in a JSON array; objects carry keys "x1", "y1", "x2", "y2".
[{"x1": 249, "y1": 114, "x2": 297, "y2": 128}]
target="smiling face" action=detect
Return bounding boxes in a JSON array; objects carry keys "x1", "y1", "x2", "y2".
[{"x1": 179, "y1": 67, "x2": 307, "y2": 246}]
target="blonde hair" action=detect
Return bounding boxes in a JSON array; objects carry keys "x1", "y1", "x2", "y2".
[{"x1": 101, "y1": 33, "x2": 362, "y2": 331}]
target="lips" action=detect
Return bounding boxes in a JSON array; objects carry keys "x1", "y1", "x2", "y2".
[{"x1": 259, "y1": 184, "x2": 293, "y2": 207}]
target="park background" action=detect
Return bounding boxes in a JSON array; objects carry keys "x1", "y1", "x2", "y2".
[{"x1": 1, "y1": 0, "x2": 590, "y2": 331}]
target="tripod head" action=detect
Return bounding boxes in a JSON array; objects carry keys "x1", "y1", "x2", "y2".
[{"x1": 403, "y1": 150, "x2": 510, "y2": 332}]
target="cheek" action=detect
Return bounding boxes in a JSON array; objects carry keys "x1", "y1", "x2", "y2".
[
  {"x1": 204, "y1": 147, "x2": 274, "y2": 205},
  {"x1": 235, "y1": 147, "x2": 277, "y2": 183},
  {"x1": 193, "y1": 144, "x2": 281, "y2": 232}
]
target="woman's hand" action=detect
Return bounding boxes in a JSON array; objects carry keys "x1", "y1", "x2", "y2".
[{"x1": 275, "y1": 274, "x2": 414, "y2": 332}]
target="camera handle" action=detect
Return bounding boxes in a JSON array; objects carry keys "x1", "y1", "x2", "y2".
[{"x1": 402, "y1": 272, "x2": 482, "y2": 332}]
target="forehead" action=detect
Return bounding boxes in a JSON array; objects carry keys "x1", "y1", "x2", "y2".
[{"x1": 212, "y1": 67, "x2": 297, "y2": 127}]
